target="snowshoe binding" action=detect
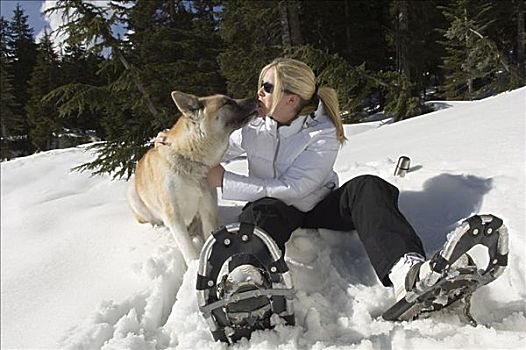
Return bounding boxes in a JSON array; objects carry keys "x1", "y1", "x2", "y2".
[
  {"x1": 383, "y1": 214, "x2": 509, "y2": 323},
  {"x1": 196, "y1": 223, "x2": 295, "y2": 344}
]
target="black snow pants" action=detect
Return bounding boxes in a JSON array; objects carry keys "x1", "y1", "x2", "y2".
[{"x1": 238, "y1": 174, "x2": 426, "y2": 286}]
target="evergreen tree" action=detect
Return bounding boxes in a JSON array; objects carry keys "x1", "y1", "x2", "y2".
[
  {"x1": 26, "y1": 30, "x2": 62, "y2": 151},
  {"x1": 1, "y1": 16, "x2": 23, "y2": 159},
  {"x1": 287, "y1": 44, "x2": 376, "y2": 122},
  {"x1": 439, "y1": 0, "x2": 509, "y2": 100},
  {"x1": 60, "y1": 44, "x2": 105, "y2": 135},
  {"x1": 126, "y1": 0, "x2": 224, "y2": 115},
  {"x1": 1, "y1": 16, "x2": 12, "y2": 60},
  {"x1": 7, "y1": 4, "x2": 38, "y2": 150},
  {"x1": 186, "y1": 0, "x2": 225, "y2": 94},
  {"x1": 218, "y1": 0, "x2": 282, "y2": 98},
  {"x1": 387, "y1": 0, "x2": 449, "y2": 98},
  {"x1": 301, "y1": 0, "x2": 391, "y2": 72},
  {"x1": 45, "y1": 0, "x2": 225, "y2": 178},
  {"x1": 43, "y1": 0, "x2": 156, "y2": 178},
  {"x1": 377, "y1": 69, "x2": 432, "y2": 121},
  {"x1": 0, "y1": 55, "x2": 21, "y2": 160},
  {"x1": 482, "y1": 0, "x2": 525, "y2": 88}
]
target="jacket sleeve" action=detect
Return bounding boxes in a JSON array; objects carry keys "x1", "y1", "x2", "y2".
[
  {"x1": 222, "y1": 128, "x2": 339, "y2": 205},
  {"x1": 222, "y1": 128, "x2": 245, "y2": 162}
]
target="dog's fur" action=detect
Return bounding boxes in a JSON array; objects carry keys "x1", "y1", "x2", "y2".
[{"x1": 128, "y1": 91, "x2": 257, "y2": 265}]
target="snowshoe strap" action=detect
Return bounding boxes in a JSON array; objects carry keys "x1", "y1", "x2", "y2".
[{"x1": 199, "y1": 288, "x2": 295, "y2": 316}]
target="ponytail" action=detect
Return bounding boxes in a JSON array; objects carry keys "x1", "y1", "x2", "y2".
[{"x1": 301, "y1": 86, "x2": 346, "y2": 144}]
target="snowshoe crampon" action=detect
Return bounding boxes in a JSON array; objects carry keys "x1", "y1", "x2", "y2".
[
  {"x1": 196, "y1": 223, "x2": 295, "y2": 344},
  {"x1": 383, "y1": 214, "x2": 509, "y2": 322}
]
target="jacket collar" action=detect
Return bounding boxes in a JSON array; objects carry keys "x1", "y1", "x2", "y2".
[{"x1": 279, "y1": 115, "x2": 308, "y2": 137}]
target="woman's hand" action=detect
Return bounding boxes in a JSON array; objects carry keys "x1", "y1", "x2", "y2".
[
  {"x1": 207, "y1": 165, "x2": 225, "y2": 188},
  {"x1": 154, "y1": 129, "x2": 170, "y2": 148}
]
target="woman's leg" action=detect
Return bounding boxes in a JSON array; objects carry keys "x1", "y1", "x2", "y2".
[
  {"x1": 239, "y1": 197, "x2": 305, "y2": 251},
  {"x1": 303, "y1": 175, "x2": 425, "y2": 286}
]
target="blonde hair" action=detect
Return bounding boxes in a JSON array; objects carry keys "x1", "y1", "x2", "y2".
[{"x1": 258, "y1": 58, "x2": 347, "y2": 144}]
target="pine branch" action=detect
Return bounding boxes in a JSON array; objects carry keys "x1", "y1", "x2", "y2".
[
  {"x1": 72, "y1": 140, "x2": 146, "y2": 180},
  {"x1": 43, "y1": 83, "x2": 110, "y2": 118},
  {"x1": 44, "y1": 0, "x2": 162, "y2": 122}
]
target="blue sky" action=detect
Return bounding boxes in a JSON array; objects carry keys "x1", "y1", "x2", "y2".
[
  {"x1": 1, "y1": 0, "x2": 47, "y2": 37},
  {"x1": 1, "y1": 0, "x2": 127, "y2": 50}
]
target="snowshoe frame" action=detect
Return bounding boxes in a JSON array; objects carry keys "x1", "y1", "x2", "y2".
[
  {"x1": 196, "y1": 223, "x2": 295, "y2": 344},
  {"x1": 383, "y1": 214, "x2": 509, "y2": 322}
]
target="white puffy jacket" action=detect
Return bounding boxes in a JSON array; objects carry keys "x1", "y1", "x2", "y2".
[{"x1": 222, "y1": 103, "x2": 340, "y2": 212}]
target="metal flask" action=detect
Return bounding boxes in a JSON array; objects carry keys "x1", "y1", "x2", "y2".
[{"x1": 394, "y1": 156, "x2": 411, "y2": 177}]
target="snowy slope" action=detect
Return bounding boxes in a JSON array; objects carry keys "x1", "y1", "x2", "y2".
[{"x1": 1, "y1": 88, "x2": 525, "y2": 349}]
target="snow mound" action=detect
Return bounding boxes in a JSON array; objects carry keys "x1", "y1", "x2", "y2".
[{"x1": 2, "y1": 88, "x2": 525, "y2": 349}]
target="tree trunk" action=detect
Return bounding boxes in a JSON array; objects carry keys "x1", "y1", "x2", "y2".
[
  {"x1": 279, "y1": 2, "x2": 292, "y2": 48},
  {"x1": 279, "y1": 1, "x2": 303, "y2": 48},
  {"x1": 464, "y1": 8, "x2": 473, "y2": 100},
  {"x1": 517, "y1": 0, "x2": 525, "y2": 83},
  {"x1": 344, "y1": 0, "x2": 352, "y2": 61},
  {"x1": 74, "y1": 0, "x2": 162, "y2": 121},
  {"x1": 466, "y1": 42, "x2": 473, "y2": 101},
  {"x1": 397, "y1": 0, "x2": 410, "y2": 79},
  {"x1": 115, "y1": 51, "x2": 160, "y2": 119},
  {"x1": 288, "y1": 0, "x2": 303, "y2": 45},
  {"x1": 168, "y1": 0, "x2": 177, "y2": 22},
  {"x1": 0, "y1": 120, "x2": 6, "y2": 138}
]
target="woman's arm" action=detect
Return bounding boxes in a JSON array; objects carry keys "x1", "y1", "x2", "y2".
[{"x1": 221, "y1": 128, "x2": 339, "y2": 205}]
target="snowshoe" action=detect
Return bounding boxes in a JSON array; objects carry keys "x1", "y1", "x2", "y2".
[
  {"x1": 383, "y1": 214, "x2": 508, "y2": 323},
  {"x1": 196, "y1": 223, "x2": 295, "y2": 344}
]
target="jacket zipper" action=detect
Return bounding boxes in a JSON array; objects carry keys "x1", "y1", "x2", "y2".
[{"x1": 273, "y1": 130, "x2": 280, "y2": 178}]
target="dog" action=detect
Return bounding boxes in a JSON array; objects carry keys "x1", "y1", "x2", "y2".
[{"x1": 128, "y1": 91, "x2": 257, "y2": 265}]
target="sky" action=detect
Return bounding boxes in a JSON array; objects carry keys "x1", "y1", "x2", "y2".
[
  {"x1": 1, "y1": 0, "x2": 124, "y2": 49},
  {"x1": 1, "y1": 0, "x2": 47, "y2": 38}
]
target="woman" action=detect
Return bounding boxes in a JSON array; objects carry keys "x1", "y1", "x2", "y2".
[{"x1": 156, "y1": 58, "x2": 452, "y2": 305}]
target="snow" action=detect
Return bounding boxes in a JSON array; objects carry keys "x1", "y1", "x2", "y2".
[{"x1": 2, "y1": 88, "x2": 526, "y2": 349}]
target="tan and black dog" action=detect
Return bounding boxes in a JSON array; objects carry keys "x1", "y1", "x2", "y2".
[{"x1": 128, "y1": 91, "x2": 257, "y2": 265}]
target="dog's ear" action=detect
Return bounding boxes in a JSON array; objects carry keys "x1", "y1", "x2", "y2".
[{"x1": 171, "y1": 91, "x2": 202, "y2": 118}]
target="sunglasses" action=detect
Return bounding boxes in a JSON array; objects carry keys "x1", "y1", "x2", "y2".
[
  {"x1": 261, "y1": 82, "x2": 292, "y2": 95},
  {"x1": 261, "y1": 82, "x2": 274, "y2": 94}
]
